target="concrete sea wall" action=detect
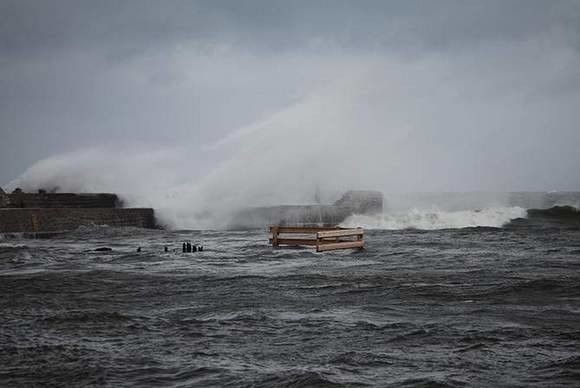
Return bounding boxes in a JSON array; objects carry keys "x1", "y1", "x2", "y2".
[
  {"x1": 228, "y1": 190, "x2": 384, "y2": 229},
  {"x1": 3, "y1": 193, "x2": 119, "y2": 208},
  {"x1": 0, "y1": 190, "x2": 156, "y2": 235},
  {"x1": 0, "y1": 208, "x2": 155, "y2": 234}
]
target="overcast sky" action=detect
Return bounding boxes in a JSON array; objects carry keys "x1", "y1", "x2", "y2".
[{"x1": 1, "y1": 0, "x2": 580, "y2": 197}]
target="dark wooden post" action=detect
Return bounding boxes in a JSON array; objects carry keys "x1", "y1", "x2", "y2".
[
  {"x1": 272, "y1": 226, "x2": 279, "y2": 247},
  {"x1": 316, "y1": 233, "x2": 321, "y2": 252}
]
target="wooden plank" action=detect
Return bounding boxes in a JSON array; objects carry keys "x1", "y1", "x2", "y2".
[
  {"x1": 316, "y1": 240, "x2": 364, "y2": 252},
  {"x1": 317, "y1": 228, "x2": 363, "y2": 239},
  {"x1": 269, "y1": 238, "x2": 343, "y2": 246},
  {"x1": 31, "y1": 214, "x2": 39, "y2": 233},
  {"x1": 269, "y1": 238, "x2": 318, "y2": 246},
  {"x1": 270, "y1": 226, "x2": 342, "y2": 234}
]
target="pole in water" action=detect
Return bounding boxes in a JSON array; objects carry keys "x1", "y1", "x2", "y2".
[
  {"x1": 137, "y1": 247, "x2": 141, "y2": 252},
  {"x1": 164, "y1": 246, "x2": 168, "y2": 252},
  {"x1": 182, "y1": 242, "x2": 186, "y2": 253},
  {"x1": 192, "y1": 244, "x2": 197, "y2": 252}
]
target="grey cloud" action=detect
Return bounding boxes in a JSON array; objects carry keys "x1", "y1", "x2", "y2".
[
  {"x1": 1, "y1": 0, "x2": 578, "y2": 59},
  {"x1": 1, "y1": 0, "x2": 580, "y2": 192}
]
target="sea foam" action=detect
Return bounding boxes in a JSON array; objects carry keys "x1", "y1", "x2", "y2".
[{"x1": 340, "y1": 206, "x2": 527, "y2": 230}]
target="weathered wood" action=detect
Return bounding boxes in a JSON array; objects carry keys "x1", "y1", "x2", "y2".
[
  {"x1": 269, "y1": 225, "x2": 365, "y2": 252},
  {"x1": 269, "y1": 238, "x2": 318, "y2": 246},
  {"x1": 269, "y1": 238, "x2": 344, "y2": 245},
  {"x1": 316, "y1": 228, "x2": 363, "y2": 239},
  {"x1": 271, "y1": 225, "x2": 279, "y2": 247},
  {"x1": 31, "y1": 214, "x2": 39, "y2": 233},
  {"x1": 269, "y1": 225, "x2": 341, "y2": 234},
  {"x1": 316, "y1": 240, "x2": 364, "y2": 252}
]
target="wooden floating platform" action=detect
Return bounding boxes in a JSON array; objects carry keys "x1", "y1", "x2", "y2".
[{"x1": 269, "y1": 226, "x2": 364, "y2": 252}]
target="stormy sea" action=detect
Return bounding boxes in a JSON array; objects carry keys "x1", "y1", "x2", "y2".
[{"x1": 1, "y1": 206, "x2": 580, "y2": 387}]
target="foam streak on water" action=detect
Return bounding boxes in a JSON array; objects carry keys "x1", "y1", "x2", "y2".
[{"x1": 1, "y1": 225, "x2": 579, "y2": 387}]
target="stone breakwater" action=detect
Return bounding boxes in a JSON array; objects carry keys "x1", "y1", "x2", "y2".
[
  {"x1": 228, "y1": 190, "x2": 384, "y2": 228},
  {"x1": 1, "y1": 192, "x2": 119, "y2": 208},
  {"x1": 0, "y1": 189, "x2": 155, "y2": 235},
  {"x1": 0, "y1": 208, "x2": 155, "y2": 235}
]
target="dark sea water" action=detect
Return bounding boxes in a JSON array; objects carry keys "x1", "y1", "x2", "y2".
[{"x1": 1, "y1": 218, "x2": 580, "y2": 387}]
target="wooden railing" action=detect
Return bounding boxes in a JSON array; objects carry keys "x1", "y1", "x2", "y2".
[{"x1": 269, "y1": 226, "x2": 364, "y2": 252}]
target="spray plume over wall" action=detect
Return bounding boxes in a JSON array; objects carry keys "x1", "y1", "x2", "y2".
[{"x1": 5, "y1": 24, "x2": 580, "y2": 229}]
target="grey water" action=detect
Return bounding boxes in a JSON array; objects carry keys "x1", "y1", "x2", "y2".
[{"x1": 1, "y1": 222, "x2": 580, "y2": 387}]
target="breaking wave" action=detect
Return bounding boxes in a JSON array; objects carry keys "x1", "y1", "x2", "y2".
[{"x1": 340, "y1": 207, "x2": 527, "y2": 230}]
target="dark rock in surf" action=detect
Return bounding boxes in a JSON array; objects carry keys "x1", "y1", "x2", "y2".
[{"x1": 527, "y1": 205, "x2": 580, "y2": 219}]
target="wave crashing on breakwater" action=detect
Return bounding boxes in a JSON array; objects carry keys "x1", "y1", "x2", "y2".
[
  {"x1": 341, "y1": 206, "x2": 527, "y2": 230},
  {"x1": 341, "y1": 205, "x2": 580, "y2": 230}
]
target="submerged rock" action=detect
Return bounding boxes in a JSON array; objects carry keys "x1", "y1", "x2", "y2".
[{"x1": 94, "y1": 247, "x2": 113, "y2": 252}]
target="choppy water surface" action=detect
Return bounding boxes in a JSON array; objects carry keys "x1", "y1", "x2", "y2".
[{"x1": 1, "y1": 225, "x2": 580, "y2": 387}]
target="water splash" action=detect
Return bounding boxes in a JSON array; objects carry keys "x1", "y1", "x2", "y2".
[{"x1": 341, "y1": 207, "x2": 527, "y2": 230}]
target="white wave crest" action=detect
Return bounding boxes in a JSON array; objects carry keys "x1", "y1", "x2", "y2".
[
  {"x1": 553, "y1": 202, "x2": 580, "y2": 210},
  {"x1": 340, "y1": 207, "x2": 527, "y2": 230}
]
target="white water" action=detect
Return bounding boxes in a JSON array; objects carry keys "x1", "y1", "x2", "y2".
[{"x1": 340, "y1": 207, "x2": 527, "y2": 230}]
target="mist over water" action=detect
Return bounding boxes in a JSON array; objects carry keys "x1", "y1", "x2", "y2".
[{"x1": 6, "y1": 38, "x2": 580, "y2": 229}]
